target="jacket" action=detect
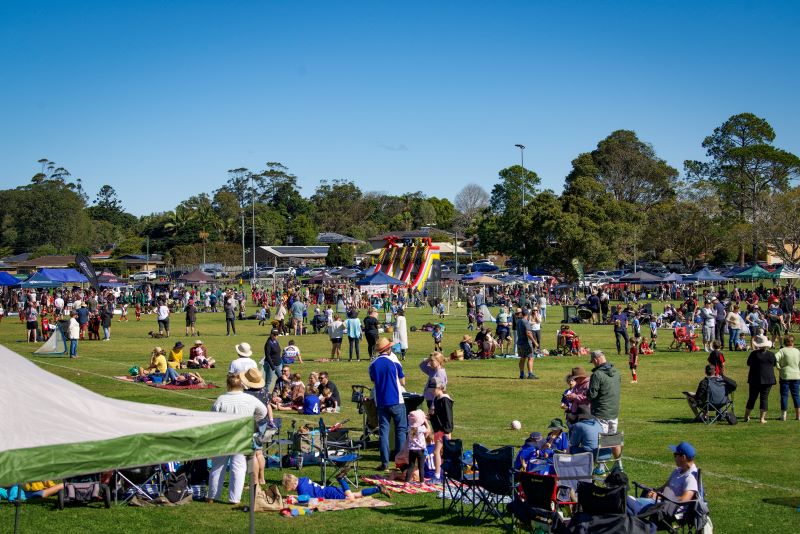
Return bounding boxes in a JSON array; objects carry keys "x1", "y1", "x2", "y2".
[
  {"x1": 431, "y1": 394, "x2": 454, "y2": 434},
  {"x1": 263, "y1": 338, "x2": 282, "y2": 371},
  {"x1": 588, "y1": 363, "x2": 621, "y2": 419}
]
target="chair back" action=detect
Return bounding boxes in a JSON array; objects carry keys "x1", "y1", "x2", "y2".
[
  {"x1": 552, "y1": 452, "x2": 593, "y2": 491},
  {"x1": 473, "y1": 443, "x2": 515, "y2": 496},
  {"x1": 577, "y1": 481, "x2": 627, "y2": 514},
  {"x1": 706, "y1": 377, "x2": 728, "y2": 405},
  {"x1": 597, "y1": 432, "x2": 624, "y2": 449},
  {"x1": 442, "y1": 438, "x2": 464, "y2": 479},
  {"x1": 519, "y1": 472, "x2": 557, "y2": 510}
]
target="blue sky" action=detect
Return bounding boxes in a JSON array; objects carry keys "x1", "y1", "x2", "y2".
[{"x1": 1, "y1": 1, "x2": 798, "y2": 215}]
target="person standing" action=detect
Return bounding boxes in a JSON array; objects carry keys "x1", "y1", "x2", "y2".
[
  {"x1": 393, "y1": 307, "x2": 409, "y2": 360},
  {"x1": 224, "y1": 297, "x2": 236, "y2": 336},
  {"x1": 699, "y1": 301, "x2": 715, "y2": 352},
  {"x1": 185, "y1": 299, "x2": 198, "y2": 336},
  {"x1": 713, "y1": 296, "x2": 726, "y2": 345},
  {"x1": 588, "y1": 350, "x2": 621, "y2": 434},
  {"x1": 364, "y1": 308, "x2": 380, "y2": 359},
  {"x1": 77, "y1": 303, "x2": 90, "y2": 340},
  {"x1": 67, "y1": 311, "x2": 80, "y2": 359},
  {"x1": 369, "y1": 337, "x2": 407, "y2": 471},
  {"x1": 100, "y1": 303, "x2": 113, "y2": 341},
  {"x1": 290, "y1": 297, "x2": 306, "y2": 336},
  {"x1": 744, "y1": 334, "x2": 777, "y2": 424},
  {"x1": 611, "y1": 305, "x2": 629, "y2": 355},
  {"x1": 516, "y1": 308, "x2": 539, "y2": 380},
  {"x1": 156, "y1": 299, "x2": 170, "y2": 338},
  {"x1": 262, "y1": 329, "x2": 282, "y2": 394},
  {"x1": 776, "y1": 334, "x2": 800, "y2": 421},
  {"x1": 345, "y1": 310, "x2": 363, "y2": 362}
]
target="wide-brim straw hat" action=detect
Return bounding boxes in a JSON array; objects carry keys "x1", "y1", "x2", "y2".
[
  {"x1": 235, "y1": 342, "x2": 253, "y2": 357},
  {"x1": 240, "y1": 367, "x2": 265, "y2": 389},
  {"x1": 462, "y1": 334, "x2": 472, "y2": 342},
  {"x1": 375, "y1": 337, "x2": 393, "y2": 353},
  {"x1": 752, "y1": 334, "x2": 773, "y2": 349}
]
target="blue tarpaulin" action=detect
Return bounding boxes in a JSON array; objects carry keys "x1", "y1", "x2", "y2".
[{"x1": 356, "y1": 271, "x2": 407, "y2": 286}]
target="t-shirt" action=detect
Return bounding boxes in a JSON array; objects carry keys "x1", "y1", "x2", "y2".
[
  {"x1": 611, "y1": 312, "x2": 628, "y2": 331},
  {"x1": 151, "y1": 354, "x2": 168, "y2": 374},
  {"x1": 368, "y1": 354, "x2": 405, "y2": 407},
  {"x1": 157, "y1": 305, "x2": 169, "y2": 321},
  {"x1": 290, "y1": 301, "x2": 306, "y2": 320},
  {"x1": 229, "y1": 357, "x2": 257, "y2": 375},
  {"x1": 363, "y1": 315, "x2": 379, "y2": 334},
  {"x1": 516, "y1": 318, "x2": 532, "y2": 349},
  {"x1": 664, "y1": 465, "x2": 699, "y2": 501},
  {"x1": 303, "y1": 394, "x2": 321, "y2": 415},
  {"x1": 282, "y1": 345, "x2": 300, "y2": 364},
  {"x1": 321, "y1": 380, "x2": 341, "y2": 406},
  {"x1": 211, "y1": 391, "x2": 268, "y2": 420}
]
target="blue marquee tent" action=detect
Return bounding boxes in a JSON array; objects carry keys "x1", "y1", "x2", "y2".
[
  {"x1": 19, "y1": 272, "x2": 62, "y2": 288},
  {"x1": 356, "y1": 271, "x2": 406, "y2": 286},
  {"x1": 0, "y1": 272, "x2": 20, "y2": 286},
  {"x1": 38, "y1": 268, "x2": 88, "y2": 283},
  {"x1": 687, "y1": 267, "x2": 728, "y2": 282}
]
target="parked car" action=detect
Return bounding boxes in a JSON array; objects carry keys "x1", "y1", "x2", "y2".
[
  {"x1": 273, "y1": 267, "x2": 296, "y2": 277},
  {"x1": 129, "y1": 271, "x2": 156, "y2": 281},
  {"x1": 471, "y1": 262, "x2": 500, "y2": 273}
]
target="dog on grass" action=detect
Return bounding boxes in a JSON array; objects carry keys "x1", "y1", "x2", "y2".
[{"x1": 148, "y1": 330, "x2": 167, "y2": 339}]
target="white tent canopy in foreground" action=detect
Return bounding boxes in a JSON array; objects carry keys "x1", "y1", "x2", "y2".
[{"x1": 0, "y1": 344, "x2": 252, "y2": 486}]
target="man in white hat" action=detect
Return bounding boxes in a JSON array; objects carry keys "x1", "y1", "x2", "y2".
[{"x1": 229, "y1": 342, "x2": 257, "y2": 374}]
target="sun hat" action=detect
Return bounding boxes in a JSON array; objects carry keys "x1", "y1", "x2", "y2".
[
  {"x1": 548, "y1": 418, "x2": 567, "y2": 431},
  {"x1": 752, "y1": 334, "x2": 773, "y2": 349},
  {"x1": 153, "y1": 346, "x2": 165, "y2": 355},
  {"x1": 526, "y1": 431, "x2": 543, "y2": 444},
  {"x1": 669, "y1": 442, "x2": 696, "y2": 459},
  {"x1": 240, "y1": 367, "x2": 265, "y2": 389},
  {"x1": 462, "y1": 334, "x2": 472, "y2": 342},
  {"x1": 195, "y1": 340, "x2": 203, "y2": 345},
  {"x1": 235, "y1": 342, "x2": 253, "y2": 357},
  {"x1": 571, "y1": 366, "x2": 588, "y2": 379},
  {"x1": 173, "y1": 341, "x2": 184, "y2": 349},
  {"x1": 375, "y1": 337, "x2": 393, "y2": 353}
]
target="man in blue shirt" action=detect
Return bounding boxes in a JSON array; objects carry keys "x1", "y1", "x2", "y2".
[
  {"x1": 76, "y1": 303, "x2": 90, "y2": 340},
  {"x1": 569, "y1": 405, "x2": 602, "y2": 455},
  {"x1": 368, "y1": 337, "x2": 407, "y2": 471}
]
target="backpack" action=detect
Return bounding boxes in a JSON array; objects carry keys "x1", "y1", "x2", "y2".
[{"x1": 164, "y1": 472, "x2": 190, "y2": 503}]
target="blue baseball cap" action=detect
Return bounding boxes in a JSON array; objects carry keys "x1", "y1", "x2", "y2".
[{"x1": 669, "y1": 442, "x2": 696, "y2": 459}]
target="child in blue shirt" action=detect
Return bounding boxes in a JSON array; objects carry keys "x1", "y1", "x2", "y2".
[
  {"x1": 432, "y1": 325, "x2": 443, "y2": 351},
  {"x1": 649, "y1": 316, "x2": 658, "y2": 350},
  {"x1": 282, "y1": 472, "x2": 390, "y2": 500}
]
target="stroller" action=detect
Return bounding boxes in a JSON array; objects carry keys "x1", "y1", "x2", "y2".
[
  {"x1": 57, "y1": 474, "x2": 112, "y2": 509},
  {"x1": 351, "y1": 385, "x2": 380, "y2": 448}
]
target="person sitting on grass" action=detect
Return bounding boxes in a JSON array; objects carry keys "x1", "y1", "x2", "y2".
[
  {"x1": 274, "y1": 383, "x2": 305, "y2": 411},
  {"x1": 139, "y1": 346, "x2": 178, "y2": 383},
  {"x1": 188, "y1": 340, "x2": 216, "y2": 369},
  {"x1": 281, "y1": 471, "x2": 391, "y2": 501},
  {"x1": 320, "y1": 386, "x2": 339, "y2": 413},
  {"x1": 282, "y1": 339, "x2": 303, "y2": 364},
  {"x1": 459, "y1": 334, "x2": 475, "y2": 359},
  {"x1": 168, "y1": 341, "x2": 184, "y2": 370}
]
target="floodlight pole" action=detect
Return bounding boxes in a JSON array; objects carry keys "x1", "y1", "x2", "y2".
[
  {"x1": 251, "y1": 173, "x2": 257, "y2": 285},
  {"x1": 515, "y1": 144, "x2": 527, "y2": 279}
]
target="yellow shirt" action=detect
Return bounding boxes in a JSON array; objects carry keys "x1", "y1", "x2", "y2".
[
  {"x1": 151, "y1": 354, "x2": 167, "y2": 374},
  {"x1": 168, "y1": 348, "x2": 183, "y2": 369},
  {"x1": 24, "y1": 481, "x2": 56, "y2": 492}
]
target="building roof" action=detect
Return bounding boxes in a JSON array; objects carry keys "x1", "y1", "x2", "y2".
[
  {"x1": 90, "y1": 249, "x2": 114, "y2": 261},
  {"x1": 116, "y1": 254, "x2": 164, "y2": 265},
  {"x1": 316, "y1": 232, "x2": 364, "y2": 245},
  {"x1": 259, "y1": 246, "x2": 329, "y2": 259},
  {"x1": 0, "y1": 253, "x2": 32, "y2": 264},
  {"x1": 13, "y1": 255, "x2": 76, "y2": 269}
]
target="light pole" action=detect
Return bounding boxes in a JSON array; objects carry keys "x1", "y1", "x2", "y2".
[
  {"x1": 251, "y1": 173, "x2": 257, "y2": 285},
  {"x1": 515, "y1": 144, "x2": 527, "y2": 278}
]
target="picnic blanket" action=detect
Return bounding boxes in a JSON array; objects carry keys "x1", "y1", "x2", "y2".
[
  {"x1": 312, "y1": 496, "x2": 393, "y2": 512},
  {"x1": 113, "y1": 376, "x2": 219, "y2": 389},
  {"x1": 360, "y1": 476, "x2": 442, "y2": 494}
]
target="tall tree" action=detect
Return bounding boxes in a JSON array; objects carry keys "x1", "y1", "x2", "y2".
[
  {"x1": 310, "y1": 179, "x2": 369, "y2": 234},
  {"x1": 593, "y1": 130, "x2": 678, "y2": 205},
  {"x1": 685, "y1": 113, "x2": 800, "y2": 263},
  {"x1": 759, "y1": 187, "x2": 800, "y2": 267},
  {"x1": 86, "y1": 184, "x2": 137, "y2": 228}
]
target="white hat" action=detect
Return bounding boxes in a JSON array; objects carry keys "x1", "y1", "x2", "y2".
[
  {"x1": 195, "y1": 340, "x2": 203, "y2": 345},
  {"x1": 752, "y1": 334, "x2": 773, "y2": 349},
  {"x1": 235, "y1": 342, "x2": 253, "y2": 357}
]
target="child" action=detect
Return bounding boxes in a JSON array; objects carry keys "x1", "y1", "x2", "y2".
[
  {"x1": 419, "y1": 352, "x2": 447, "y2": 410},
  {"x1": 476, "y1": 310, "x2": 484, "y2": 330},
  {"x1": 561, "y1": 374, "x2": 576, "y2": 417},
  {"x1": 119, "y1": 302, "x2": 128, "y2": 322},
  {"x1": 437, "y1": 301, "x2": 446, "y2": 319},
  {"x1": 301, "y1": 386, "x2": 320, "y2": 415},
  {"x1": 282, "y1": 340, "x2": 303, "y2": 364},
  {"x1": 649, "y1": 315, "x2": 658, "y2": 350},
  {"x1": 632, "y1": 314, "x2": 642, "y2": 339},
  {"x1": 708, "y1": 340, "x2": 725, "y2": 376},
  {"x1": 405, "y1": 410, "x2": 430, "y2": 484},
  {"x1": 135, "y1": 303, "x2": 142, "y2": 321},
  {"x1": 629, "y1": 337, "x2": 640, "y2": 383},
  {"x1": 320, "y1": 386, "x2": 339, "y2": 413},
  {"x1": 432, "y1": 324, "x2": 443, "y2": 352},
  {"x1": 467, "y1": 309, "x2": 475, "y2": 331},
  {"x1": 282, "y1": 472, "x2": 390, "y2": 502},
  {"x1": 430, "y1": 377, "x2": 454, "y2": 483},
  {"x1": 257, "y1": 305, "x2": 268, "y2": 326}
]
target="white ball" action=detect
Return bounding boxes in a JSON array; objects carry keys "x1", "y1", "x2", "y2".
[{"x1": 511, "y1": 420, "x2": 522, "y2": 430}]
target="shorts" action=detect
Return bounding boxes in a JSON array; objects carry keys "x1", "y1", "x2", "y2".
[
  {"x1": 186, "y1": 320, "x2": 195, "y2": 327},
  {"x1": 330, "y1": 337, "x2": 342, "y2": 345},
  {"x1": 629, "y1": 363, "x2": 637, "y2": 369},
  {"x1": 769, "y1": 323, "x2": 783, "y2": 335},
  {"x1": 496, "y1": 326, "x2": 509, "y2": 340},
  {"x1": 517, "y1": 345, "x2": 533, "y2": 358},
  {"x1": 596, "y1": 417, "x2": 618, "y2": 434},
  {"x1": 434, "y1": 431, "x2": 450, "y2": 442},
  {"x1": 158, "y1": 318, "x2": 170, "y2": 331},
  {"x1": 26, "y1": 321, "x2": 38, "y2": 330},
  {"x1": 702, "y1": 325, "x2": 714, "y2": 342}
]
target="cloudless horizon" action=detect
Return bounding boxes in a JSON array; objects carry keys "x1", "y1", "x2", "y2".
[{"x1": 1, "y1": 1, "x2": 799, "y2": 216}]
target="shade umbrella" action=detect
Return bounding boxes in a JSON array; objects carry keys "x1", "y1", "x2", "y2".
[{"x1": 464, "y1": 274, "x2": 503, "y2": 286}]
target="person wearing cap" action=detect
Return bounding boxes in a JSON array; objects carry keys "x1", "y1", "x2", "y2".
[
  {"x1": 744, "y1": 334, "x2": 777, "y2": 423},
  {"x1": 515, "y1": 308, "x2": 539, "y2": 380},
  {"x1": 208, "y1": 371, "x2": 269, "y2": 504},
  {"x1": 568, "y1": 405, "x2": 602, "y2": 455},
  {"x1": 168, "y1": 341, "x2": 184, "y2": 370},
  {"x1": 515, "y1": 431, "x2": 546, "y2": 471},
  {"x1": 626, "y1": 442, "x2": 699, "y2": 516},
  {"x1": 588, "y1": 350, "x2": 621, "y2": 434},
  {"x1": 369, "y1": 336, "x2": 407, "y2": 471},
  {"x1": 229, "y1": 342, "x2": 257, "y2": 375},
  {"x1": 262, "y1": 329, "x2": 283, "y2": 394}
]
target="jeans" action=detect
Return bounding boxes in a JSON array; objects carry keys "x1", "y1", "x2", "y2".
[
  {"x1": 348, "y1": 337, "x2": 360, "y2": 361},
  {"x1": 263, "y1": 363, "x2": 282, "y2": 395},
  {"x1": 614, "y1": 329, "x2": 629, "y2": 354},
  {"x1": 377, "y1": 403, "x2": 407, "y2": 466},
  {"x1": 69, "y1": 339, "x2": 78, "y2": 357},
  {"x1": 103, "y1": 326, "x2": 110, "y2": 340},
  {"x1": 626, "y1": 496, "x2": 656, "y2": 515},
  {"x1": 728, "y1": 328, "x2": 740, "y2": 351},
  {"x1": 165, "y1": 367, "x2": 179, "y2": 382},
  {"x1": 366, "y1": 332, "x2": 378, "y2": 358},
  {"x1": 226, "y1": 318, "x2": 236, "y2": 335},
  {"x1": 715, "y1": 322, "x2": 725, "y2": 344},
  {"x1": 779, "y1": 379, "x2": 800, "y2": 411}
]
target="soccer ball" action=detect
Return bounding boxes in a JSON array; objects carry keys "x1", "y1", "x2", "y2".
[{"x1": 511, "y1": 420, "x2": 522, "y2": 430}]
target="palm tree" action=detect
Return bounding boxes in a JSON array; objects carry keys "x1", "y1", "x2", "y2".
[{"x1": 164, "y1": 206, "x2": 193, "y2": 236}]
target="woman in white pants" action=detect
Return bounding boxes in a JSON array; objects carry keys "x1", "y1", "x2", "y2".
[{"x1": 208, "y1": 372, "x2": 268, "y2": 504}]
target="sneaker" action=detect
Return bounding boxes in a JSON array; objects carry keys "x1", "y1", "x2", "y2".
[
  {"x1": 527, "y1": 373, "x2": 539, "y2": 380},
  {"x1": 379, "y1": 485, "x2": 393, "y2": 498},
  {"x1": 519, "y1": 373, "x2": 525, "y2": 379},
  {"x1": 428, "y1": 477, "x2": 443, "y2": 485},
  {"x1": 377, "y1": 463, "x2": 389, "y2": 472},
  {"x1": 631, "y1": 380, "x2": 638, "y2": 384}
]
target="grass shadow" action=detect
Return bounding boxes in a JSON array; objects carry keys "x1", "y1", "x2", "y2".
[
  {"x1": 762, "y1": 496, "x2": 800, "y2": 508},
  {"x1": 374, "y1": 503, "x2": 492, "y2": 527},
  {"x1": 458, "y1": 376, "x2": 525, "y2": 380},
  {"x1": 649, "y1": 417, "x2": 698, "y2": 425}
]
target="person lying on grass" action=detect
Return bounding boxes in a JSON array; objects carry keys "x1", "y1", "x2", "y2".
[{"x1": 281, "y1": 471, "x2": 391, "y2": 501}]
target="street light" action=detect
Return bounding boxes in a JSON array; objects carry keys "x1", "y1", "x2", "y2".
[
  {"x1": 515, "y1": 144, "x2": 527, "y2": 278},
  {"x1": 251, "y1": 173, "x2": 257, "y2": 284}
]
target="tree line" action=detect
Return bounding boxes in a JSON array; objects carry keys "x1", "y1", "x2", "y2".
[{"x1": 0, "y1": 113, "x2": 797, "y2": 274}]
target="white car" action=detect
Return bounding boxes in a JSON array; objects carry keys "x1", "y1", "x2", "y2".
[
  {"x1": 129, "y1": 271, "x2": 156, "y2": 281},
  {"x1": 273, "y1": 267, "x2": 296, "y2": 277}
]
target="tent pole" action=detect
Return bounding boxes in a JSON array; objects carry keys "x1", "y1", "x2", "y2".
[
  {"x1": 249, "y1": 455, "x2": 256, "y2": 534},
  {"x1": 13, "y1": 494, "x2": 20, "y2": 534}
]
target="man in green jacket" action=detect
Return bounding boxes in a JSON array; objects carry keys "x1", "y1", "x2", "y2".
[{"x1": 588, "y1": 350, "x2": 621, "y2": 433}]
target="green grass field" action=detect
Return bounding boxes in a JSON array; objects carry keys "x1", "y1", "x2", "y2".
[{"x1": 1, "y1": 301, "x2": 798, "y2": 533}]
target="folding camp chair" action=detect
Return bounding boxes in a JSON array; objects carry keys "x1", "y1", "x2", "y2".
[
  {"x1": 318, "y1": 418, "x2": 361, "y2": 489},
  {"x1": 440, "y1": 438, "x2": 473, "y2": 517},
  {"x1": 593, "y1": 432, "x2": 624, "y2": 478},
  {"x1": 551, "y1": 452, "x2": 593, "y2": 503},
  {"x1": 566, "y1": 481, "x2": 654, "y2": 534},
  {"x1": 468, "y1": 443, "x2": 515, "y2": 527},
  {"x1": 114, "y1": 465, "x2": 164, "y2": 504},
  {"x1": 634, "y1": 469, "x2": 710, "y2": 534},
  {"x1": 509, "y1": 472, "x2": 568, "y2": 532},
  {"x1": 702, "y1": 378, "x2": 735, "y2": 425}
]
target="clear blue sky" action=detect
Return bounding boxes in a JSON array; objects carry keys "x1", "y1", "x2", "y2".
[{"x1": 1, "y1": 1, "x2": 798, "y2": 216}]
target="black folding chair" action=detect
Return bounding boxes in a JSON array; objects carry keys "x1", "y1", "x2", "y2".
[
  {"x1": 509, "y1": 472, "x2": 566, "y2": 532},
  {"x1": 441, "y1": 438, "x2": 473, "y2": 517},
  {"x1": 113, "y1": 465, "x2": 164, "y2": 504},
  {"x1": 468, "y1": 443, "x2": 515, "y2": 527},
  {"x1": 634, "y1": 469, "x2": 709, "y2": 533}
]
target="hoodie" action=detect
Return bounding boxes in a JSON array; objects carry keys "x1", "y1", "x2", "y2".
[
  {"x1": 431, "y1": 394, "x2": 454, "y2": 434},
  {"x1": 588, "y1": 363, "x2": 621, "y2": 419}
]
